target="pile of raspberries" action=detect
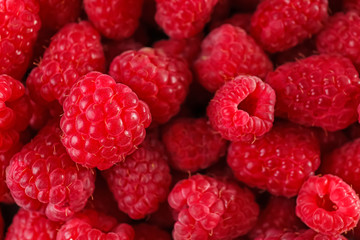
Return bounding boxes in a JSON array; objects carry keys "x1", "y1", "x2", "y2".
[{"x1": 3, "y1": 0, "x2": 360, "y2": 239}]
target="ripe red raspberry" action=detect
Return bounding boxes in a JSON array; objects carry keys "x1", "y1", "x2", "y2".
[
  {"x1": 38, "y1": 0, "x2": 82, "y2": 30},
  {"x1": 0, "y1": 0, "x2": 41, "y2": 80},
  {"x1": 26, "y1": 21, "x2": 105, "y2": 106},
  {"x1": 266, "y1": 54, "x2": 360, "y2": 131},
  {"x1": 109, "y1": 47, "x2": 192, "y2": 124},
  {"x1": 168, "y1": 174, "x2": 259, "y2": 240},
  {"x1": 84, "y1": 0, "x2": 143, "y2": 40},
  {"x1": 207, "y1": 75, "x2": 276, "y2": 142},
  {"x1": 56, "y1": 209, "x2": 135, "y2": 240},
  {"x1": 343, "y1": 0, "x2": 360, "y2": 12},
  {"x1": 255, "y1": 228, "x2": 347, "y2": 240},
  {"x1": 155, "y1": 0, "x2": 218, "y2": 39},
  {"x1": 133, "y1": 224, "x2": 171, "y2": 240},
  {"x1": 296, "y1": 174, "x2": 360, "y2": 236},
  {"x1": 250, "y1": 0, "x2": 328, "y2": 53},
  {"x1": 103, "y1": 137, "x2": 171, "y2": 219},
  {"x1": 249, "y1": 196, "x2": 304, "y2": 239},
  {"x1": 162, "y1": 117, "x2": 227, "y2": 172},
  {"x1": 194, "y1": 24, "x2": 273, "y2": 92},
  {"x1": 227, "y1": 122, "x2": 320, "y2": 197},
  {"x1": 61, "y1": 72, "x2": 151, "y2": 170},
  {"x1": 6, "y1": 120, "x2": 96, "y2": 222},
  {"x1": 5, "y1": 208, "x2": 62, "y2": 240},
  {"x1": 317, "y1": 11, "x2": 360, "y2": 70}
]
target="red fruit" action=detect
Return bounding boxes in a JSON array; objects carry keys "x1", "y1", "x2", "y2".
[
  {"x1": 26, "y1": 21, "x2": 105, "y2": 106},
  {"x1": 56, "y1": 209, "x2": 135, "y2": 240},
  {"x1": 296, "y1": 174, "x2": 360, "y2": 236},
  {"x1": 255, "y1": 228, "x2": 347, "y2": 240},
  {"x1": 6, "y1": 120, "x2": 96, "y2": 222},
  {"x1": 5, "y1": 208, "x2": 62, "y2": 240},
  {"x1": 207, "y1": 75, "x2": 276, "y2": 142},
  {"x1": 155, "y1": 0, "x2": 218, "y2": 39},
  {"x1": 168, "y1": 174, "x2": 259, "y2": 240},
  {"x1": 194, "y1": 24, "x2": 273, "y2": 92},
  {"x1": 60, "y1": 72, "x2": 151, "y2": 170},
  {"x1": 227, "y1": 122, "x2": 321, "y2": 197},
  {"x1": 0, "y1": 0, "x2": 41, "y2": 80},
  {"x1": 162, "y1": 117, "x2": 227, "y2": 172},
  {"x1": 250, "y1": 0, "x2": 328, "y2": 53},
  {"x1": 109, "y1": 47, "x2": 192, "y2": 124},
  {"x1": 266, "y1": 54, "x2": 360, "y2": 131},
  {"x1": 343, "y1": 0, "x2": 360, "y2": 12},
  {"x1": 84, "y1": 0, "x2": 144, "y2": 40},
  {"x1": 133, "y1": 224, "x2": 171, "y2": 240}
]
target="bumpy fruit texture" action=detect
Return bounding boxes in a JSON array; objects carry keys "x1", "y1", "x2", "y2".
[
  {"x1": 227, "y1": 122, "x2": 321, "y2": 197},
  {"x1": 6, "y1": 120, "x2": 96, "y2": 222},
  {"x1": 26, "y1": 21, "x2": 105, "y2": 106},
  {"x1": 109, "y1": 47, "x2": 192, "y2": 124},
  {"x1": 296, "y1": 174, "x2": 360, "y2": 236},
  {"x1": 5, "y1": 208, "x2": 62, "y2": 240},
  {"x1": 84, "y1": 0, "x2": 143, "y2": 40},
  {"x1": 250, "y1": 0, "x2": 328, "y2": 53},
  {"x1": 61, "y1": 72, "x2": 151, "y2": 170},
  {"x1": 207, "y1": 75, "x2": 275, "y2": 142},
  {"x1": 133, "y1": 224, "x2": 171, "y2": 240},
  {"x1": 168, "y1": 174, "x2": 259, "y2": 240},
  {"x1": 255, "y1": 228, "x2": 347, "y2": 240},
  {"x1": 162, "y1": 117, "x2": 227, "y2": 172},
  {"x1": 155, "y1": 0, "x2": 218, "y2": 39},
  {"x1": 0, "y1": 0, "x2": 41, "y2": 80},
  {"x1": 194, "y1": 24, "x2": 273, "y2": 92},
  {"x1": 266, "y1": 54, "x2": 360, "y2": 131}
]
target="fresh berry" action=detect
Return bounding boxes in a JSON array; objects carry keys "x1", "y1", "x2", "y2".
[
  {"x1": 227, "y1": 122, "x2": 320, "y2": 197},
  {"x1": 0, "y1": 0, "x2": 41, "y2": 80},
  {"x1": 56, "y1": 209, "x2": 135, "y2": 240},
  {"x1": 266, "y1": 54, "x2": 360, "y2": 131},
  {"x1": 250, "y1": 0, "x2": 328, "y2": 53},
  {"x1": 109, "y1": 47, "x2": 192, "y2": 124},
  {"x1": 296, "y1": 174, "x2": 360, "y2": 236},
  {"x1": 26, "y1": 21, "x2": 105, "y2": 106},
  {"x1": 5, "y1": 208, "x2": 62, "y2": 240},
  {"x1": 6, "y1": 120, "x2": 96, "y2": 222},
  {"x1": 133, "y1": 223, "x2": 171, "y2": 240},
  {"x1": 168, "y1": 174, "x2": 259, "y2": 240},
  {"x1": 207, "y1": 75, "x2": 276, "y2": 142},
  {"x1": 155, "y1": 0, "x2": 218, "y2": 39},
  {"x1": 162, "y1": 117, "x2": 227, "y2": 172},
  {"x1": 255, "y1": 228, "x2": 347, "y2": 240},
  {"x1": 343, "y1": 0, "x2": 360, "y2": 12},
  {"x1": 103, "y1": 137, "x2": 171, "y2": 219},
  {"x1": 194, "y1": 24, "x2": 273, "y2": 92},
  {"x1": 60, "y1": 71, "x2": 151, "y2": 170},
  {"x1": 84, "y1": 0, "x2": 144, "y2": 40}
]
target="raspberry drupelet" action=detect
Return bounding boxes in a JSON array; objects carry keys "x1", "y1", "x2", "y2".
[
  {"x1": 296, "y1": 174, "x2": 360, "y2": 236},
  {"x1": 194, "y1": 24, "x2": 273, "y2": 92},
  {"x1": 168, "y1": 174, "x2": 259, "y2": 240},
  {"x1": 109, "y1": 47, "x2": 192, "y2": 124},
  {"x1": 207, "y1": 75, "x2": 276, "y2": 142},
  {"x1": 266, "y1": 54, "x2": 360, "y2": 131},
  {"x1": 60, "y1": 71, "x2": 152, "y2": 170},
  {"x1": 6, "y1": 120, "x2": 96, "y2": 222}
]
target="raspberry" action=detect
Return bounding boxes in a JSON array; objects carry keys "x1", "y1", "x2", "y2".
[
  {"x1": 194, "y1": 24, "x2": 273, "y2": 92},
  {"x1": 103, "y1": 137, "x2": 171, "y2": 219},
  {"x1": 109, "y1": 47, "x2": 192, "y2": 124},
  {"x1": 343, "y1": 0, "x2": 360, "y2": 12},
  {"x1": 162, "y1": 117, "x2": 227, "y2": 172},
  {"x1": 266, "y1": 54, "x2": 360, "y2": 131},
  {"x1": 84, "y1": 0, "x2": 143, "y2": 40},
  {"x1": 5, "y1": 208, "x2": 62, "y2": 240},
  {"x1": 255, "y1": 228, "x2": 347, "y2": 240},
  {"x1": 56, "y1": 209, "x2": 135, "y2": 240},
  {"x1": 317, "y1": 11, "x2": 360, "y2": 70},
  {"x1": 0, "y1": 0, "x2": 41, "y2": 80},
  {"x1": 155, "y1": 0, "x2": 218, "y2": 39},
  {"x1": 227, "y1": 122, "x2": 320, "y2": 197},
  {"x1": 6, "y1": 120, "x2": 96, "y2": 222},
  {"x1": 60, "y1": 72, "x2": 151, "y2": 170},
  {"x1": 207, "y1": 75, "x2": 276, "y2": 142},
  {"x1": 250, "y1": 0, "x2": 328, "y2": 53},
  {"x1": 168, "y1": 174, "x2": 259, "y2": 240},
  {"x1": 133, "y1": 223, "x2": 171, "y2": 240},
  {"x1": 296, "y1": 174, "x2": 360, "y2": 236},
  {"x1": 26, "y1": 21, "x2": 105, "y2": 106}
]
